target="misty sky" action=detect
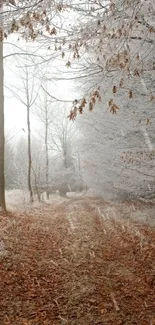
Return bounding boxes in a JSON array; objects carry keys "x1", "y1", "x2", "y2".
[{"x1": 4, "y1": 35, "x2": 78, "y2": 139}]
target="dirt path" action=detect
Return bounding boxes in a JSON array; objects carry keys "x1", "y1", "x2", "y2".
[{"x1": 0, "y1": 198, "x2": 155, "y2": 324}]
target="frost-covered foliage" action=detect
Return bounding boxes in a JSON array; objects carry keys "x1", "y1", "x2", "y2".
[
  {"x1": 5, "y1": 189, "x2": 30, "y2": 211},
  {"x1": 76, "y1": 99, "x2": 155, "y2": 200},
  {"x1": 2, "y1": 0, "x2": 155, "y2": 204},
  {"x1": 68, "y1": 0, "x2": 155, "y2": 118},
  {"x1": 5, "y1": 142, "x2": 17, "y2": 189},
  {"x1": 5, "y1": 189, "x2": 66, "y2": 211},
  {"x1": 69, "y1": 0, "x2": 155, "y2": 200},
  {"x1": 5, "y1": 105, "x2": 83, "y2": 198}
]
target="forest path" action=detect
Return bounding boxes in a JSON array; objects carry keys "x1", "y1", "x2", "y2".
[{"x1": 0, "y1": 198, "x2": 155, "y2": 324}]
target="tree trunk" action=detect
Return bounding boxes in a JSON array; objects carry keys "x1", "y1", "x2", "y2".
[
  {"x1": 32, "y1": 167, "x2": 41, "y2": 202},
  {"x1": 27, "y1": 104, "x2": 33, "y2": 203},
  {"x1": 45, "y1": 109, "x2": 49, "y2": 200},
  {"x1": 0, "y1": 40, "x2": 6, "y2": 211}
]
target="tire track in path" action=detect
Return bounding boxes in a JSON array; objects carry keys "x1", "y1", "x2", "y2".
[{"x1": 0, "y1": 198, "x2": 155, "y2": 324}]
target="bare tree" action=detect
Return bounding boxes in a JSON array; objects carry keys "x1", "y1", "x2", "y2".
[
  {"x1": 31, "y1": 139, "x2": 46, "y2": 201},
  {"x1": 45, "y1": 92, "x2": 49, "y2": 198},
  {"x1": 34, "y1": 82, "x2": 54, "y2": 199},
  {"x1": 0, "y1": 39, "x2": 6, "y2": 210},
  {"x1": 6, "y1": 54, "x2": 41, "y2": 202},
  {"x1": 0, "y1": 0, "x2": 72, "y2": 209},
  {"x1": 15, "y1": 136, "x2": 28, "y2": 190},
  {"x1": 47, "y1": 105, "x2": 83, "y2": 194},
  {"x1": 0, "y1": 1, "x2": 6, "y2": 210}
]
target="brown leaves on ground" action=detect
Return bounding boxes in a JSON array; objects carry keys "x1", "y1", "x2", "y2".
[{"x1": 0, "y1": 198, "x2": 155, "y2": 324}]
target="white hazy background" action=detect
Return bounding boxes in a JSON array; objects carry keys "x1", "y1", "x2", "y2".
[{"x1": 4, "y1": 35, "x2": 77, "y2": 138}]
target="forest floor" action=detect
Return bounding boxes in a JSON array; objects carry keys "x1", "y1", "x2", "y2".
[{"x1": 0, "y1": 197, "x2": 155, "y2": 325}]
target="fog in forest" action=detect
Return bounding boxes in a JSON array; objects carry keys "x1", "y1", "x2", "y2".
[{"x1": 0, "y1": 1, "x2": 155, "y2": 324}]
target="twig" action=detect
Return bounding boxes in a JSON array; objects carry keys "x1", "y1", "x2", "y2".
[
  {"x1": 50, "y1": 259, "x2": 58, "y2": 266},
  {"x1": 58, "y1": 315, "x2": 67, "y2": 322},
  {"x1": 110, "y1": 293, "x2": 120, "y2": 311},
  {"x1": 53, "y1": 299, "x2": 59, "y2": 308}
]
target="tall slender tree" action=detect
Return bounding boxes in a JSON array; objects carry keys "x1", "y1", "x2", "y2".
[
  {"x1": 0, "y1": 42, "x2": 6, "y2": 210},
  {"x1": 0, "y1": 1, "x2": 6, "y2": 210},
  {"x1": 0, "y1": 0, "x2": 69, "y2": 209},
  {"x1": 34, "y1": 82, "x2": 53, "y2": 199},
  {"x1": 6, "y1": 54, "x2": 40, "y2": 202}
]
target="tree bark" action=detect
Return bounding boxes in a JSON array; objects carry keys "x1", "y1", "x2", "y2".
[
  {"x1": 0, "y1": 39, "x2": 6, "y2": 211},
  {"x1": 27, "y1": 104, "x2": 33, "y2": 203},
  {"x1": 45, "y1": 107, "x2": 49, "y2": 200}
]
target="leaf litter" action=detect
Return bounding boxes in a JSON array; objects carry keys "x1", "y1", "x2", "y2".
[{"x1": 0, "y1": 198, "x2": 155, "y2": 324}]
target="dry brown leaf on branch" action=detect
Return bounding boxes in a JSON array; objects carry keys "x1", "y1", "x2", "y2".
[
  {"x1": 117, "y1": 28, "x2": 122, "y2": 37},
  {"x1": 109, "y1": 103, "x2": 119, "y2": 114},
  {"x1": 91, "y1": 96, "x2": 96, "y2": 105},
  {"x1": 50, "y1": 27, "x2": 57, "y2": 35},
  {"x1": 108, "y1": 99, "x2": 113, "y2": 107},
  {"x1": 129, "y1": 90, "x2": 133, "y2": 98},
  {"x1": 113, "y1": 86, "x2": 117, "y2": 94},
  {"x1": 9, "y1": 0, "x2": 16, "y2": 5},
  {"x1": 119, "y1": 78, "x2": 124, "y2": 87},
  {"x1": 68, "y1": 107, "x2": 77, "y2": 120},
  {"x1": 57, "y1": 3, "x2": 63, "y2": 11},
  {"x1": 68, "y1": 89, "x2": 100, "y2": 119},
  {"x1": 89, "y1": 102, "x2": 94, "y2": 111},
  {"x1": 66, "y1": 61, "x2": 71, "y2": 68},
  {"x1": 134, "y1": 69, "x2": 140, "y2": 77},
  {"x1": 78, "y1": 106, "x2": 83, "y2": 114},
  {"x1": 81, "y1": 98, "x2": 87, "y2": 107},
  {"x1": 149, "y1": 26, "x2": 155, "y2": 33},
  {"x1": 109, "y1": 1, "x2": 115, "y2": 12},
  {"x1": 93, "y1": 89, "x2": 100, "y2": 99},
  {"x1": 73, "y1": 99, "x2": 78, "y2": 105},
  {"x1": 61, "y1": 52, "x2": 65, "y2": 58},
  {"x1": 46, "y1": 24, "x2": 50, "y2": 32},
  {"x1": 119, "y1": 62, "x2": 125, "y2": 69}
]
